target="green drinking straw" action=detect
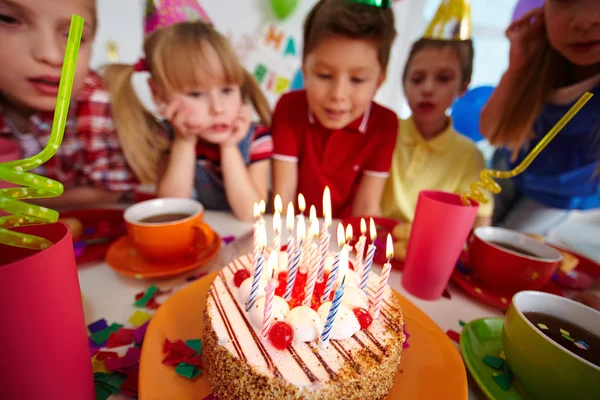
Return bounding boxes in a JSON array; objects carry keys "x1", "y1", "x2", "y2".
[{"x1": 0, "y1": 15, "x2": 85, "y2": 250}]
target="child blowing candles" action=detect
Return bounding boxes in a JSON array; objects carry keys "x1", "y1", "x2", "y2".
[
  {"x1": 103, "y1": 0, "x2": 272, "y2": 221},
  {"x1": 480, "y1": 0, "x2": 600, "y2": 235},
  {"x1": 272, "y1": 0, "x2": 398, "y2": 219},
  {"x1": 0, "y1": 0, "x2": 139, "y2": 209},
  {"x1": 381, "y1": 0, "x2": 493, "y2": 228}
]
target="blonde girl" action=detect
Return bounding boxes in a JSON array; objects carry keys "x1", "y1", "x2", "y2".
[
  {"x1": 103, "y1": 21, "x2": 272, "y2": 221},
  {"x1": 480, "y1": 1, "x2": 600, "y2": 235}
]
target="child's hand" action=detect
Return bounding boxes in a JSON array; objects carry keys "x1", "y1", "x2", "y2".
[
  {"x1": 506, "y1": 8, "x2": 545, "y2": 73},
  {"x1": 220, "y1": 105, "x2": 252, "y2": 149},
  {"x1": 158, "y1": 96, "x2": 201, "y2": 142}
]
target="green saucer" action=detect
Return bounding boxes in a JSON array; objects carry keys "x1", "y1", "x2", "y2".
[{"x1": 460, "y1": 318, "x2": 523, "y2": 400}]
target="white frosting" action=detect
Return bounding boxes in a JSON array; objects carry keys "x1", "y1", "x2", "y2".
[
  {"x1": 285, "y1": 306, "x2": 323, "y2": 343},
  {"x1": 247, "y1": 295, "x2": 290, "y2": 330},
  {"x1": 341, "y1": 286, "x2": 369, "y2": 309},
  {"x1": 317, "y1": 303, "x2": 361, "y2": 341},
  {"x1": 344, "y1": 270, "x2": 361, "y2": 289},
  {"x1": 238, "y1": 277, "x2": 267, "y2": 305}
]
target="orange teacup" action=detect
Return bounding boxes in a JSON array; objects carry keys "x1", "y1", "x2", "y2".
[{"x1": 124, "y1": 198, "x2": 214, "y2": 261}]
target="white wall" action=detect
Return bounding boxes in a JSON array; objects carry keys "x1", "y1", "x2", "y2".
[{"x1": 91, "y1": 0, "x2": 517, "y2": 118}]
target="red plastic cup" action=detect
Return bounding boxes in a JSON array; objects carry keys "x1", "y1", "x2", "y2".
[
  {"x1": 402, "y1": 191, "x2": 479, "y2": 300},
  {"x1": 0, "y1": 137, "x2": 21, "y2": 190},
  {"x1": 0, "y1": 222, "x2": 95, "y2": 400}
]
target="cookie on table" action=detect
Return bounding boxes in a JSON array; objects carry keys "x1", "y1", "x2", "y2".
[{"x1": 392, "y1": 223, "x2": 412, "y2": 242}]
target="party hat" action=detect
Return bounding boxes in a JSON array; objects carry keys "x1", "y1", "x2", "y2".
[
  {"x1": 423, "y1": 0, "x2": 471, "y2": 41},
  {"x1": 144, "y1": 0, "x2": 212, "y2": 35}
]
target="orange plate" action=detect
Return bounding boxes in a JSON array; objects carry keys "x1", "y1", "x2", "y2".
[
  {"x1": 139, "y1": 272, "x2": 468, "y2": 400},
  {"x1": 105, "y1": 232, "x2": 221, "y2": 279}
]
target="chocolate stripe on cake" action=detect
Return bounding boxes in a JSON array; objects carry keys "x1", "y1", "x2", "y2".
[
  {"x1": 222, "y1": 262, "x2": 283, "y2": 379},
  {"x1": 287, "y1": 346, "x2": 318, "y2": 383},
  {"x1": 353, "y1": 336, "x2": 381, "y2": 363},
  {"x1": 331, "y1": 341, "x2": 361, "y2": 373},
  {"x1": 308, "y1": 343, "x2": 339, "y2": 381},
  {"x1": 362, "y1": 331, "x2": 387, "y2": 354},
  {"x1": 209, "y1": 286, "x2": 246, "y2": 362}
]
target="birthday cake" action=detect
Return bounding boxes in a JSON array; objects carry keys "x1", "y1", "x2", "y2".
[{"x1": 203, "y1": 249, "x2": 406, "y2": 400}]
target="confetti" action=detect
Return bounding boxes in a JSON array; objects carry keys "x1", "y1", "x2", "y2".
[
  {"x1": 88, "y1": 318, "x2": 108, "y2": 334},
  {"x1": 95, "y1": 384, "x2": 113, "y2": 400},
  {"x1": 499, "y1": 351, "x2": 506, "y2": 360},
  {"x1": 175, "y1": 362, "x2": 201, "y2": 379},
  {"x1": 203, "y1": 395, "x2": 216, "y2": 400},
  {"x1": 134, "y1": 285, "x2": 159, "y2": 307},
  {"x1": 90, "y1": 323, "x2": 123, "y2": 345},
  {"x1": 537, "y1": 323, "x2": 549, "y2": 330},
  {"x1": 129, "y1": 310, "x2": 152, "y2": 327},
  {"x1": 95, "y1": 351, "x2": 119, "y2": 361},
  {"x1": 446, "y1": 329, "x2": 460, "y2": 344},
  {"x1": 483, "y1": 355, "x2": 504, "y2": 369},
  {"x1": 574, "y1": 340, "x2": 590, "y2": 350},
  {"x1": 106, "y1": 328, "x2": 135, "y2": 348},
  {"x1": 402, "y1": 324, "x2": 410, "y2": 349},
  {"x1": 186, "y1": 339, "x2": 202, "y2": 355},
  {"x1": 562, "y1": 334, "x2": 575, "y2": 342},
  {"x1": 500, "y1": 297, "x2": 508, "y2": 304},
  {"x1": 104, "y1": 347, "x2": 141, "y2": 374},
  {"x1": 560, "y1": 329, "x2": 570, "y2": 336},
  {"x1": 133, "y1": 320, "x2": 150, "y2": 345},
  {"x1": 459, "y1": 320, "x2": 466, "y2": 327},
  {"x1": 121, "y1": 369, "x2": 139, "y2": 393},
  {"x1": 94, "y1": 371, "x2": 127, "y2": 395},
  {"x1": 493, "y1": 374, "x2": 510, "y2": 391},
  {"x1": 92, "y1": 356, "x2": 109, "y2": 374},
  {"x1": 475, "y1": 287, "x2": 482, "y2": 294}
]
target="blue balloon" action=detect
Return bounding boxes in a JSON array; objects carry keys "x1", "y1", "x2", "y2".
[
  {"x1": 451, "y1": 85, "x2": 495, "y2": 142},
  {"x1": 290, "y1": 69, "x2": 303, "y2": 90}
]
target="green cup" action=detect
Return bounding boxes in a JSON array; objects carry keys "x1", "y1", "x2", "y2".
[{"x1": 503, "y1": 291, "x2": 600, "y2": 400}]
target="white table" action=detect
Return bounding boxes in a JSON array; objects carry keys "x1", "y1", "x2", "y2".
[{"x1": 80, "y1": 210, "x2": 600, "y2": 400}]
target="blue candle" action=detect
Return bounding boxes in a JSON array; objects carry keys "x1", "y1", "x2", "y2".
[
  {"x1": 319, "y1": 250, "x2": 348, "y2": 350},
  {"x1": 360, "y1": 218, "x2": 377, "y2": 293},
  {"x1": 247, "y1": 226, "x2": 267, "y2": 312},
  {"x1": 285, "y1": 216, "x2": 305, "y2": 301},
  {"x1": 321, "y1": 223, "x2": 345, "y2": 303}
]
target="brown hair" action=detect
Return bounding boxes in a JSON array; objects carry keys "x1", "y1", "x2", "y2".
[
  {"x1": 403, "y1": 38, "x2": 474, "y2": 91},
  {"x1": 102, "y1": 21, "x2": 271, "y2": 184},
  {"x1": 487, "y1": 35, "x2": 565, "y2": 152},
  {"x1": 303, "y1": 0, "x2": 397, "y2": 71}
]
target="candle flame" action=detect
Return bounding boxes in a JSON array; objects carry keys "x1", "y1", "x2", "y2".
[
  {"x1": 310, "y1": 214, "x2": 319, "y2": 238},
  {"x1": 323, "y1": 187, "x2": 332, "y2": 227},
  {"x1": 253, "y1": 203, "x2": 260, "y2": 219},
  {"x1": 297, "y1": 217, "x2": 306, "y2": 241},
  {"x1": 273, "y1": 210, "x2": 281, "y2": 232},
  {"x1": 274, "y1": 195, "x2": 283, "y2": 214},
  {"x1": 345, "y1": 224, "x2": 353, "y2": 243},
  {"x1": 286, "y1": 202, "x2": 295, "y2": 232},
  {"x1": 268, "y1": 251, "x2": 278, "y2": 277},
  {"x1": 337, "y1": 223, "x2": 345, "y2": 247},
  {"x1": 369, "y1": 218, "x2": 377, "y2": 241},
  {"x1": 259, "y1": 224, "x2": 267, "y2": 249},
  {"x1": 298, "y1": 193, "x2": 306, "y2": 213},
  {"x1": 309, "y1": 205, "x2": 317, "y2": 223},
  {"x1": 386, "y1": 233, "x2": 394, "y2": 259},
  {"x1": 259, "y1": 200, "x2": 266, "y2": 215},
  {"x1": 360, "y1": 218, "x2": 366, "y2": 235}
]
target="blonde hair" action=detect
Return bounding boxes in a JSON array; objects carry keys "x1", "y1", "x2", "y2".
[
  {"x1": 102, "y1": 21, "x2": 271, "y2": 184},
  {"x1": 487, "y1": 35, "x2": 565, "y2": 153}
]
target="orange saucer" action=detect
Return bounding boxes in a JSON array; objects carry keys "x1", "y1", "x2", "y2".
[
  {"x1": 105, "y1": 232, "x2": 221, "y2": 279},
  {"x1": 139, "y1": 273, "x2": 468, "y2": 400}
]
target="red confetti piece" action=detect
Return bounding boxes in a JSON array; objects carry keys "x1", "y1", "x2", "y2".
[
  {"x1": 106, "y1": 328, "x2": 135, "y2": 349},
  {"x1": 95, "y1": 351, "x2": 119, "y2": 361},
  {"x1": 162, "y1": 352, "x2": 186, "y2": 366},
  {"x1": 163, "y1": 338, "x2": 173, "y2": 353},
  {"x1": 446, "y1": 329, "x2": 461, "y2": 344},
  {"x1": 121, "y1": 370, "x2": 139, "y2": 393},
  {"x1": 104, "y1": 348, "x2": 141, "y2": 374},
  {"x1": 187, "y1": 355, "x2": 202, "y2": 367},
  {"x1": 170, "y1": 340, "x2": 197, "y2": 358}
]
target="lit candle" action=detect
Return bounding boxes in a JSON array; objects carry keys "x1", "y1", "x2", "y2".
[
  {"x1": 370, "y1": 234, "x2": 393, "y2": 320},
  {"x1": 345, "y1": 224, "x2": 353, "y2": 252},
  {"x1": 262, "y1": 251, "x2": 278, "y2": 340},
  {"x1": 321, "y1": 223, "x2": 346, "y2": 303},
  {"x1": 304, "y1": 205, "x2": 318, "y2": 259},
  {"x1": 303, "y1": 220, "x2": 320, "y2": 307},
  {"x1": 297, "y1": 193, "x2": 306, "y2": 227},
  {"x1": 285, "y1": 215, "x2": 305, "y2": 301},
  {"x1": 355, "y1": 218, "x2": 367, "y2": 278},
  {"x1": 272, "y1": 210, "x2": 282, "y2": 267},
  {"x1": 318, "y1": 187, "x2": 332, "y2": 282},
  {"x1": 360, "y1": 218, "x2": 377, "y2": 293},
  {"x1": 285, "y1": 201, "x2": 295, "y2": 275},
  {"x1": 252, "y1": 202, "x2": 262, "y2": 273},
  {"x1": 247, "y1": 225, "x2": 267, "y2": 312},
  {"x1": 319, "y1": 248, "x2": 348, "y2": 350}
]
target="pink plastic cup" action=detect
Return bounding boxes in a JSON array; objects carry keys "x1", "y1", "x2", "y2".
[
  {"x1": 0, "y1": 222, "x2": 95, "y2": 400},
  {"x1": 0, "y1": 137, "x2": 21, "y2": 189},
  {"x1": 402, "y1": 190, "x2": 479, "y2": 300}
]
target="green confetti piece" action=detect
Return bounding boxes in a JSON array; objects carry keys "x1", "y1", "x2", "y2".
[
  {"x1": 186, "y1": 339, "x2": 202, "y2": 355},
  {"x1": 175, "y1": 362, "x2": 201, "y2": 379},
  {"x1": 93, "y1": 372, "x2": 127, "y2": 393},
  {"x1": 459, "y1": 320, "x2": 466, "y2": 327},
  {"x1": 503, "y1": 362, "x2": 513, "y2": 387},
  {"x1": 134, "y1": 285, "x2": 159, "y2": 307},
  {"x1": 493, "y1": 374, "x2": 510, "y2": 391},
  {"x1": 90, "y1": 323, "x2": 123, "y2": 345},
  {"x1": 562, "y1": 334, "x2": 575, "y2": 342},
  {"x1": 483, "y1": 355, "x2": 505, "y2": 369},
  {"x1": 560, "y1": 328, "x2": 570, "y2": 336},
  {"x1": 95, "y1": 383, "x2": 112, "y2": 400}
]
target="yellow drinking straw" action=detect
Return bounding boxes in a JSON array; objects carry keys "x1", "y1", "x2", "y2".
[
  {"x1": 0, "y1": 15, "x2": 84, "y2": 250},
  {"x1": 461, "y1": 91, "x2": 593, "y2": 206}
]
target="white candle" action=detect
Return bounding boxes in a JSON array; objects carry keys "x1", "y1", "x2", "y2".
[
  {"x1": 370, "y1": 234, "x2": 394, "y2": 319},
  {"x1": 285, "y1": 201, "x2": 295, "y2": 274},
  {"x1": 252, "y1": 202, "x2": 261, "y2": 274},
  {"x1": 319, "y1": 249, "x2": 349, "y2": 350},
  {"x1": 285, "y1": 216, "x2": 305, "y2": 301},
  {"x1": 360, "y1": 218, "x2": 377, "y2": 293},
  {"x1": 321, "y1": 223, "x2": 346, "y2": 303},
  {"x1": 355, "y1": 218, "x2": 367, "y2": 278},
  {"x1": 247, "y1": 225, "x2": 267, "y2": 311},
  {"x1": 272, "y1": 210, "x2": 282, "y2": 267},
  {"x1": 318, "y1": 187, "x2": 332, "y2": 282},
  {"x1": 262, "y1": 251, "x2": 278, "y2": 339}
]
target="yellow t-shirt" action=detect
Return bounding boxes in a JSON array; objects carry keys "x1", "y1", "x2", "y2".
[{"x1": 381, "y1": 117, "x2": 493, "y2": 222}]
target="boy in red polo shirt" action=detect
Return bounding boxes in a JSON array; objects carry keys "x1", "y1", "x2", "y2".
[
  {"x1": 272, "y1": 0, "x2": 398, "y2": 218},
  {"x1": 0, "y1": 0, "x2": 138, "y2": 209}
]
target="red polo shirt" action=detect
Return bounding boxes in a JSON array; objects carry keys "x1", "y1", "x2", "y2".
[{"x1": 272, "y1": 90, "x2": 398, "y2": 218}]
